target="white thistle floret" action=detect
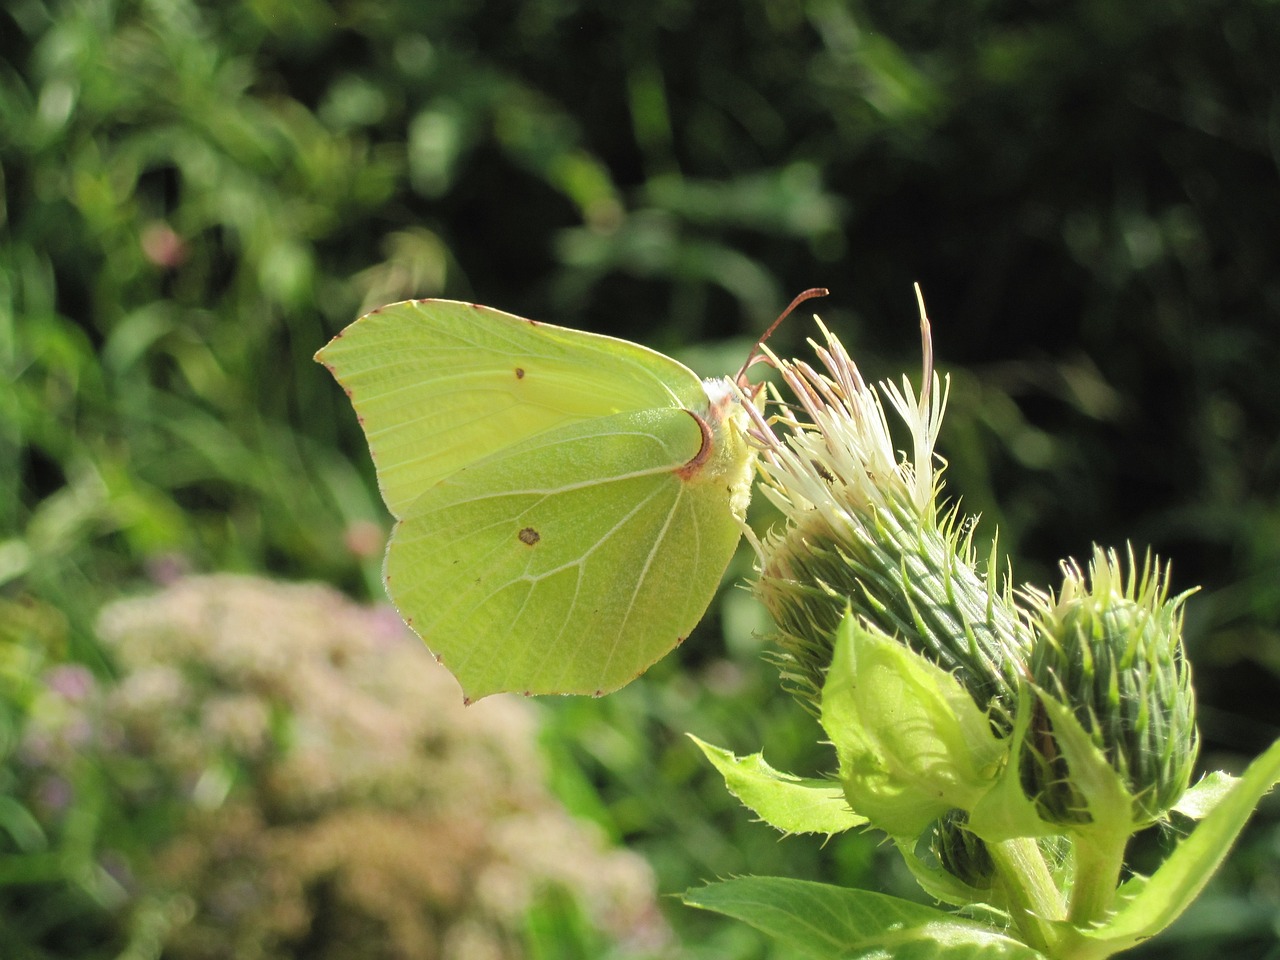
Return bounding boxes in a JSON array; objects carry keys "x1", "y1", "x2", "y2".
[{"x1": 745, "y1": 284, "x2": 949, "y2": 546}]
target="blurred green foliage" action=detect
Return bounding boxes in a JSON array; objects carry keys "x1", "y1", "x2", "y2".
[{"x1": 2, "y1": 0, "x2": 1278, "y2": 957}]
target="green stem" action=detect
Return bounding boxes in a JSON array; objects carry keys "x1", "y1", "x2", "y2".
[
  {"x1": 1066, "y1": 831, "x2": 1127, "y2": 926},
  {"x1": 988, "y1": 836, "x2": 1065, "y2": 955}
]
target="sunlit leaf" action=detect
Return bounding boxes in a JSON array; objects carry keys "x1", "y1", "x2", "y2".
[{"x1": 684, "y1": 876, "x2": 1045, "y2": 960}]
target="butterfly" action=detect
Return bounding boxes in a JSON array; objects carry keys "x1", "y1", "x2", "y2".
[{"x1": 316, "y1": 292, "x2": 824, "y2": 701}]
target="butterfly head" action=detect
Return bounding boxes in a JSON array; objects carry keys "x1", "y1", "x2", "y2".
[{"x1": 686, "y1": 376, "x2": 763, "y2": 519}]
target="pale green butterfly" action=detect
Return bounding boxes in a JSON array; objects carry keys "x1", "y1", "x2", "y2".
[{"x1": 316, "y1": 292, "x2": 825, "y2": 702}]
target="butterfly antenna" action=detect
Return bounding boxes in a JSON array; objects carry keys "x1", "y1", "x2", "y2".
[{"x1": 735, "y1": 287, "x2": 830, "y2": 384}]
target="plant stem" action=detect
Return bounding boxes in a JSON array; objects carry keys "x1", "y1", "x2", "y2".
[
  {"x1": 988, "y1": 836, "x2": 1065, "y2": 955},
  {"x1": 1066, "y1": 831, "x2": 1126, "y2": 926}
]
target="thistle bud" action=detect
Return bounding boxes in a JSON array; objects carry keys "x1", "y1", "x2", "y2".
[
  {"x1": 932, "y1": 810, "x2": 996, "y2": 890},
  {"x1": 1021, "y1": 548, "x2": 1198, "y2": 828},
  {"x1": 748, "y1": 294, "x2": 1031, "y2": 725}
]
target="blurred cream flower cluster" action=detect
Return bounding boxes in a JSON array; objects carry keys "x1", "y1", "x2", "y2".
[{"x1": 20, "y1": 576, "x2": 666, "y2": 960}]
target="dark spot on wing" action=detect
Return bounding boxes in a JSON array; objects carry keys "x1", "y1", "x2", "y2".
[{"x1": 518, "y1": 527, "x2": 540, "y2": 546}]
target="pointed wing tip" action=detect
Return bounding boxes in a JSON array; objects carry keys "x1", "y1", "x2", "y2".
[
  {"x1": 458, "y1": 684, "x2": 506, "y2": 705},
  {"x1": 427, "y1": 649, "x2": 481, "y2": 708}
]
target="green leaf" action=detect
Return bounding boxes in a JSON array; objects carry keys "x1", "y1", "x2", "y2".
[
  {"x1": 0, "y1": 796, "x2": 47, "y2": 854},
  {"x1": 688, "y1": 734, "x2": 865, "y2": 836},
  {"x1": 683, "y1": 876, "x2": 1046, "y2": 960},
  {"x1": 1171, "y1": 769, "x2": 1239, "y2": 820},
  {"x1": 894, "y1": 836, "x2": 1001, "y2": 909},
  {"x1": 1068, "y1": 737, "x2": 1280, "y2": 957},
  {"x1": 820, "y1": 615, "x2": 1005, "y2": 837},
  {"x1": 1031, "y1": 689, "x2": 1136, "y2": 836},
  {"x1": 967, "y1": 686, "x2": 1055, "y2": 843}
]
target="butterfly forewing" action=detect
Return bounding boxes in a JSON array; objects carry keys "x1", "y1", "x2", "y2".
[{"x1": 315, "y1": 299, "x2": 708, "y2": 519}]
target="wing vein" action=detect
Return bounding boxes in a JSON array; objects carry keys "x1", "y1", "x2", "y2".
[{"x1": 594, "y1": 484, "x2": 688, "y2": 684}]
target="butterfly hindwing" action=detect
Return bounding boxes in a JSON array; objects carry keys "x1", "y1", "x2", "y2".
[{"x1": 385, "y1": 408, "x2": 744, "y2": 699}]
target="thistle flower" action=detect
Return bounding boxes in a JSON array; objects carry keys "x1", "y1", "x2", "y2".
[
  {"x1": 693, "y1": 295, "x2": 1244, "y2": 958},
  {"x1": 1021, "y1": 547, "x2": 1198, "y2": 829},
  {"x1": 746, "y1": 289, "x2": 1031, "y2": 724}
]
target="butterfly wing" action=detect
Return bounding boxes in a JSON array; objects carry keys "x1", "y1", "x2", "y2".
[
  {"x1": 386, "y1": 407, "x2": 746, "y2": 700},
  {"x1": 315, "y1": 299, "x2": 708, "y2": 518}
]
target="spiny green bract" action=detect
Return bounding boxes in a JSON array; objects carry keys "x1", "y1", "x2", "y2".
[{"x1": 757, "y1": 498, "x2": 1028, "y2": 731}]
